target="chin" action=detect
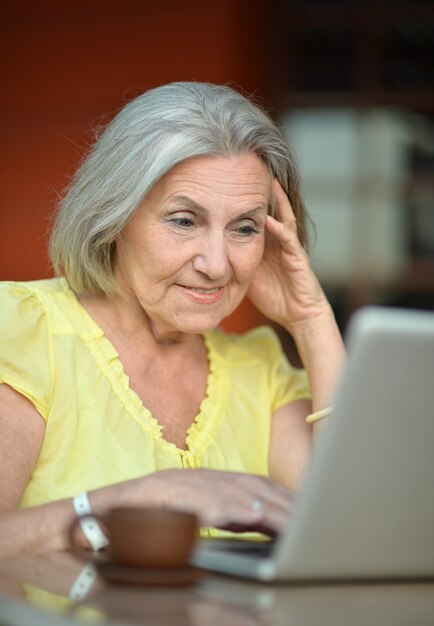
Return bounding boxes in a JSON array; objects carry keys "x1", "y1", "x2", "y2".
[
  {"x1": 176, "y1": 320, "x2": 222, "y2": 335},
  {"x1": 172, "y1": 312, "x2": 228, "y2": 335}
]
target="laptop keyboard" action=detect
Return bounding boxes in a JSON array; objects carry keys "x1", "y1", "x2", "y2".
[
  {"x1": 199, "y1": 538, "x2": 275, "y2": 558},
  {"x1": 224, "y1": 541, "x2": 274, "y2": 557}
]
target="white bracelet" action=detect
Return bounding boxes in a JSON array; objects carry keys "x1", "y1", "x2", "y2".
[
  {"x1": 69, "y1": 562, "x2": 98, "y2": 601},
  {"x1": 305, "y1": 406, "x2": 333, "y2": 424},
  {"x1": 72, "y1": 492, "x2": 109, "y2": 552}
]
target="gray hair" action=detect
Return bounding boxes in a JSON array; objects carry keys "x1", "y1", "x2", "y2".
[{"x1": 50, "y1": 81, "x2": 307, "y2": 295}]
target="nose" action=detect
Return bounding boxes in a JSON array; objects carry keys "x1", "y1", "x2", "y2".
[{"x1": 192, "y1": 230, "x2": 230, "y2": 281}]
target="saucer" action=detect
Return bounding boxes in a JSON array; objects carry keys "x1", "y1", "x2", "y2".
[{"x1": 95, "y1": 559, "x2": 205, "y2": 586}]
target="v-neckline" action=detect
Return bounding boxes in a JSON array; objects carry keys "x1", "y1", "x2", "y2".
[{"x1": 61, "y1": 278, "x2": 229, "y2": 457}]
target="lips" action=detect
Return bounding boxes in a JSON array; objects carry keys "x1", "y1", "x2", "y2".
[
  {"x1": 177, "y1": 284, "x2": 224, "y2": 304},
  {"x1": 187, "y1": 287, "x2": 220, "y2": 294}
]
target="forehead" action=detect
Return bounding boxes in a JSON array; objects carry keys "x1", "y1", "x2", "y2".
[{"x1": 153, "y1": 153, "x2": 272, "y2": 206}]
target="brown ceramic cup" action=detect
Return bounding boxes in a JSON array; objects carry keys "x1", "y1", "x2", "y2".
[{"x1": 70, "y1": 507, "x2": 199, "y2": 568}]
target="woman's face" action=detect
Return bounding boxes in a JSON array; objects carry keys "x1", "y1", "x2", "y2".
[{"x1": 114, "y1": 153, "x2": 271, "y2": 337}]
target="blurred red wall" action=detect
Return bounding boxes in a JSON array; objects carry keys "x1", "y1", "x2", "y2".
[{"x1": 0, "y1": 0, "x2": 269, "y2": 331}]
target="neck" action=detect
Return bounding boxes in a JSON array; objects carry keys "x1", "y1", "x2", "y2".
[{"x1": 77, "y1": 289, "x2": 199, "y2": 349}]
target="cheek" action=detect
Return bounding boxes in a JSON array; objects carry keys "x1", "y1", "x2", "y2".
[
  {"x1": 135, "y1": 231, "x2": 187, "y2": 274},
  {"x1": 234, "y1": 240, "x2": 265, "y2": 280}
]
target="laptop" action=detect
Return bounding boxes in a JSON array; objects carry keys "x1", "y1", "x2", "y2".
[{"x1": 191, "y1": 306, "x2": 434, "y2": 581}]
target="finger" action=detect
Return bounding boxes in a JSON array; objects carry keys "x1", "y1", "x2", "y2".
[
  {"x1": 199, "y1": 480, "x2": 292, "y2": 531},
  {"x1": 259, "y1": 505, "x2": 293, "y2": 534},
  {"x1": 197, "y1": 493, "x2": 267, "y2": 529},
  {"x1": 272, "y1": 179, "x2": 297, "y2": 232},
  {"x1": 227, "y1": 480, "x2": 292, "y2": 522},
  {"x1": 235, "y1": 473, "x2": 294, "y2": 506},
  {"x1": 221, "y1": 494, "x2": 294, "y2": 535},
  {"x1": 265, "y1": 215, "x2": 302, "y2": 255},
  {"x1": 262, "y1": 216, "x2": 283, "y2": 254},
  {"x1": 208, "y1": 500, "x2": 289, "y2": 535},
  {"x1": 235, "y1": 480, "x2": 295, "y2": 533},
  {"x1": 159, "y1": 469, "x2": 294, "y2": 533}
]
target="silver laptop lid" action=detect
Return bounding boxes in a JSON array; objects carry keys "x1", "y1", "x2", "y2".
[{"x1": 275, "y1": 306, "x2": 434, "y2": 580}]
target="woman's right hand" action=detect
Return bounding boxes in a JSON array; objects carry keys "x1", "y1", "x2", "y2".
[
  {"x1": 107, "y1": 468, "x2": 294, "y2": 536},
  {"x1": 0, "y1": 467, "x2": 293, "y2": 559}
]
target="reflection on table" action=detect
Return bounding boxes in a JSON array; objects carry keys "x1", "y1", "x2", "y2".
[{"x1": 0, "y1": 550, "x2": 433, "y2": 626}]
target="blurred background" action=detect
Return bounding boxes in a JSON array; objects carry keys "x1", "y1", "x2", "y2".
[{"x1": 1, "y1": 0, "x2": 433, "y2": 338}]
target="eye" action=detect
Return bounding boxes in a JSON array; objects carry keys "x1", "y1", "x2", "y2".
[
  {"x1": 235, "y1": 221, "x2": 259, "y2": 236},
  {"x1": 166, "y1": 212, "x2": 196, "y2": 229},
  {"x1": 171, "y1": 217, "x2": 194, "y2": 228}
]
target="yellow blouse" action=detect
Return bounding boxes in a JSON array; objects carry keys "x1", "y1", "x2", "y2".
[{"x1": 0, "y1": 279, "x2": 310, "y2": 516}]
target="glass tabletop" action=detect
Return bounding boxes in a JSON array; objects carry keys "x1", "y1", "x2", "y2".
[{"x1": 1, "y1": 550, "x2": 434, "y2": 626}]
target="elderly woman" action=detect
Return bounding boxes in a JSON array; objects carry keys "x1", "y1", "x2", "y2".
[{"x1": 0, "y1": 82, "x2": 345, "y2": 557}]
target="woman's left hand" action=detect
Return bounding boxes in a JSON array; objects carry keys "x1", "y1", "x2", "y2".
[{"x1": 247, "y1": 179, "x2": 330, "y2": 332}]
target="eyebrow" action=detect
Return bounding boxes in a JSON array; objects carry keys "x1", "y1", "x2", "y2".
[{"x1": 169, "y1": 195, "x2": 268, "y2": 219}]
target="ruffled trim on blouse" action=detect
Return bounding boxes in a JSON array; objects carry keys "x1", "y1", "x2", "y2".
[
  {"x1": 62, "y1": 279, "x2": 230, "y2": 460},
  {"x1": 184, "y1": 332, "x2": 229, "y2": 457}
]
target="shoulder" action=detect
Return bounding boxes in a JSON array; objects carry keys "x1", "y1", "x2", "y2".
[
  {"x1": 0, "y1": 277, "x2": 67, "y2": 306},
  {"x1": 0, "y1": 278, "x2": 71, "y2": 333},
  {"x1": 206, "y1": 325, "x2": 284, "y2": 365},
  {"x1": 0, "y1": 279, "x2": 68, "y2": 418}
]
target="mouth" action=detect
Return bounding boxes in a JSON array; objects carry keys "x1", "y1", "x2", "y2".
[{"x1": 177, "y1": 284, "x2": 224, "y2": 304}]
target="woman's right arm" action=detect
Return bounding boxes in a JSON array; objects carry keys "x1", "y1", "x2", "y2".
[
  {"x1": 0, "y1": 384, "x2": 293, "y2": 559},
  {"x1": 0, "y1": 383, "x2": 71, "y2": 557}
]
